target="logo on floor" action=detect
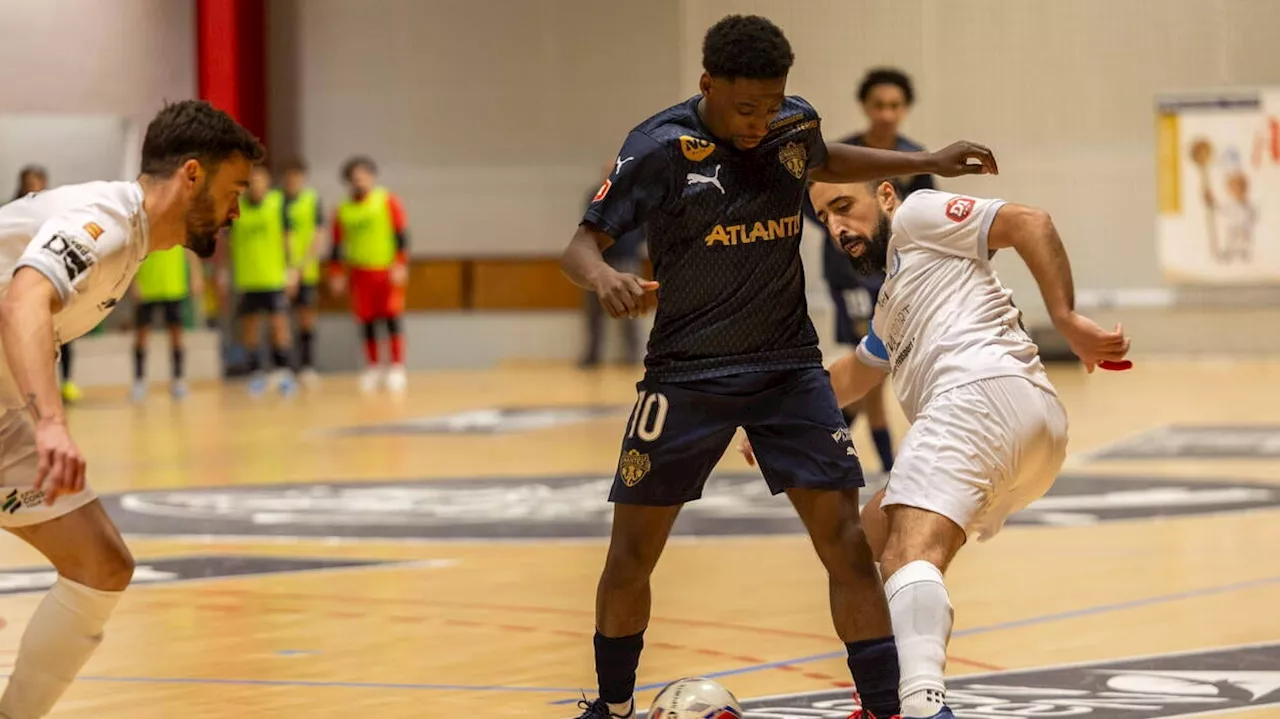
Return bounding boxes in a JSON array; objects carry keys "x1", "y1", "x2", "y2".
[
  {"x1": 1094, "y1": 425, "x2": 1280, "y2": 459},
  {"x1": 734, "y1": 642, "x2": 1280, "y2": 718},
  {"x1": 101, "y1": 473, "x2": 1280, "y2": 540},
  {"x1": 329, "y1": 404, "x2": 630, "y2": 436},
  {"x1": 0, "y1": 555, "x2": 403, "y2": 595}
]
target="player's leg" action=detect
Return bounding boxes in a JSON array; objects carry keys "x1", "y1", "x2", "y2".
[
  {"x1": 58, "y1": 342, "x2": 81, "y2": 404},
  {"x1": 864, "y1": 379, "x2": 894, "y2": 472},
  {"x1": 577, "y1": 380, "x2": 736, "y2": 719},
  {"x1": 293, "y1": 285, "x2": 320, "y2": 387},
  {"x1": 131, "y1": 302, "x2": 153, "y2": 402},
  {"x1": 238, "y1": 294, "x2": 266, "y2": 394},
  {"x1": 382, "y1": 271, "x2": 407, "y2": 392},
  {"x1": 349, "y1": 269, "x2": 382, "y2": 392},
  {"x1": 267, "y1": 292, "x2": 297, "y2": 396},
  {"x1": 745, "y1": 368, "x2": 900, "y2": 719},
  {"x1": 878, "y1": 377, "x2": 1068, "y2": 719},
  {"x1": 0, "y1": 414, "x2": 133, "y2": 718},
  {"x1": 164, "y1": 301, "x2": 187, "y2": 399}
]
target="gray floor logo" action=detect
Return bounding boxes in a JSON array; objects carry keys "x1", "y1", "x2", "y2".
[
  {"x1": 736, "y1": 642, "x2": 1280, "y2": 718},
  {"x1": 0, "y1": 555, "x2": 399, "y2": 595},
  {"x1": 329, "y1": 405, "x2": 629, "y2": 436},
  {"x1": 101, "y1": 473, "x2": 1280, "y2": 540},
  {"x1": 1094, "y1": 425, "x2": 1280, "y2": 459}
]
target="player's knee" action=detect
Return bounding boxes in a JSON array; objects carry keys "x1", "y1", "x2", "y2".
[
  {"x1": 601, "y1": 538, "x2": 664, "y2": 588},
  {"x1": 809, "y1": 509, "x2": 877, "y2": 579},
  {"x1": 859, "y1": 494, "x2": 888, "y2": 562},
  {"x1": 65, "y1": 541, "x2": 134, "y2": 593}
]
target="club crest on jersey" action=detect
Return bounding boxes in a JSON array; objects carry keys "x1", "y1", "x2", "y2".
[
  {"x1": 679, "y1": 136, "x2": 716, "y2": 162},
  {"x1": 778, "y1": 141, "x2": 807, "y2": 179},
  {"x1": 618, "y1": 449, "x2": 651, "y2": 487},
  {"x1": 946, "y1": 197, "x2": 976, "y2": 222}
]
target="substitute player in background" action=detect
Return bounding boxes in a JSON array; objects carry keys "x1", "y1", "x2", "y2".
[
  {"x1": 0, "y1": 100, "x2": 260, "y2": 719},
  {"x1": 328, "y1": 156, "x2": 409, "y2": 394},
  {"x1": 130, "y1": 245, "x2": 203, "y2": 401},
  {"x1": 282, "y1": 159, "x2": 324, "y2": 387},
  {"x1": 222, "y1": 164, "x2": 298, "y2": 396},
  {"x1": 746, "y1": 179, "x2": 1130, "y2": 719},
  {"x1": 561, "y1": 15, "x2": 998, "y2": 719}
]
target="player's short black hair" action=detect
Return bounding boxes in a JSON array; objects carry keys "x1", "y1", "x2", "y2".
[
  {"x1": 341, "y1": 156, "x2": 377, "y2": 182},
  {"x1": 282, "y1": 158, "x2": 308, "y2": 174},
  {"x1": 140, "y1": 100, "x2": 265, "y2": 176},
  {"x1": 702, "y1": 15, "x2": 794, "y2": 80},
  {"x1": 857, "y1": 68, "x2": 915, "y2": 105}
]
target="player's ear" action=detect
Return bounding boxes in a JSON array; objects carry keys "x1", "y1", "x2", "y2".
[
  {"x1": 699, "y1": 73, "x2": 712, "y2": 96},
  {"x1": 876, "y1": 181, "x2": 896, "y2": 212},
  {"x1": 181, "y1": 159, "x2": 202, "y2": 189}
]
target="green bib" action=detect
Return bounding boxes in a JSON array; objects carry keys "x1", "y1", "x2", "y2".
[
  {"x1": 230, "y1": 189, "x2": 288, "y2": 291},
  {"x1": 287, "y1": 189, "x2": 321, "y2": 285},
  {"x1": 336, "y1": 187, "x2": 396, "y2": 269},
  {"x1": 135, "y1": 246, "x2": 189, "y2": 302}
]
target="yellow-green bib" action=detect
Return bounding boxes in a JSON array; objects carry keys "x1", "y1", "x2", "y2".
[
  {"x1": 230, "y1": 189, "x2": 288, "y2": 291},
  {"x1": 336, "y1": 187, "x2": 396, "y2": 269},
  {"x1": 135, "y1": 246, "x2": 189, "y2": 302},
  {"x1": 287, "y1": 189, "x2": 321, "y2": 285}
]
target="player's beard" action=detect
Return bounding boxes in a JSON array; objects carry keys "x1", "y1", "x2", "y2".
[
  {"x1": 843, "y1": 211, "x2": 893, "y2": 276},
  {"x1": 184, "y1": 182, "x2": 227, "y2": 259}
]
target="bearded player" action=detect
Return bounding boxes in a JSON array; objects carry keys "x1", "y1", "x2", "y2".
[
  {"x1": 744, "y1": 179, "x2": 1130, "y2": 718},
  {"x1": 562, "y1": 15, "x2": 999, "y2": 719},
  {"x1": 0, "y1": 100, "x2": 261, "y2": 718}
]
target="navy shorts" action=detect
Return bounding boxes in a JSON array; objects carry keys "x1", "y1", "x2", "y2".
[
  {"x1": 135, "y1": 300, "x2": 183, "y2": 328},
  {"x1": 238, "y1": 290, "x2": 288, "y2": 316},
  {"x1": 292, "y1": 283, "x2": 318, "y2": 309},
  {"x1": 610, "y1": 368, "x2": 866, "y2": 506}
]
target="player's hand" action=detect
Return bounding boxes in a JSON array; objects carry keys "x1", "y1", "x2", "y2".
[
  {"x1": 737, "y1": 435, "x2": 757, "y2": 467},
  {"x1": 593, "y1": 270, "x2": 659, "y2": 319},
  {"x1": 285, "y1": 270, "x2": 301, "y2": 299},
  {"x1": 928, "y1": 141, "x2": 999, "y2": 177},
  {"x1": 1055, "y1": 312, "x2": 1131, "y2": 373},
  {"x1": 328, "y1": 274, "x2": 347, "y2": 297},
  {"x1": 33, "y1": 419, "x2": 85, "y2": 506},
  {"x1": 390, "y1": 264, "x2": 408, "y2": 287},
  {"x1": 189, "y1": 272, "x2": 205, "y2": 300}
]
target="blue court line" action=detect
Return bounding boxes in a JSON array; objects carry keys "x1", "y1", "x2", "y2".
[
  {"x1": 549, "y1": 572, "x2": 1280, "y2": 705},
  {"x1": 0, "y1": 675, "x2": 583, "y2": 694}
]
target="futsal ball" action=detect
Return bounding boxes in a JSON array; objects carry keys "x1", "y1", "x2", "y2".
[{"x1": 647, "y1": 677, "x2": 743, "y2": 718}]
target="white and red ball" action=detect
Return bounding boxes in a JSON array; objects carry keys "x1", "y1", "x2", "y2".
[{"x1": 647, "y1": 677, "x2": 743, "y2": 719}]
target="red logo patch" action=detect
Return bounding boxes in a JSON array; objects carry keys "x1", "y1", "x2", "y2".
[
  {"x1": 592, "y1": 179, "x2": 612, "y2": 203},
  {"x1": 945, "y1": 197, "x2": 976, "y2": 223}
]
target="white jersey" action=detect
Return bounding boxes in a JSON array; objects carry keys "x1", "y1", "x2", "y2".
[
  {"x1": 855, "y1": 189, "x2": 1055, "y2": 422},
  {"x1": 0, "y1": 181, "x2": 149, "y2": 407}
]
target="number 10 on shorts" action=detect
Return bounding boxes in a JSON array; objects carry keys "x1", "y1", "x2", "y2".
[{"x1": 626, "y1": 391, "x2": 669, "y2": 443}]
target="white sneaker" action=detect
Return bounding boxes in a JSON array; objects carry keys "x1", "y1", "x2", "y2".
[
  {"x1": 170, "y1": 379, "x2": 188, "y2": 400},
  {"x1": 299, "y1": 368, "x2": 321, "y2": 390},
  {"x1": 359, "y1": 367, "x2": 382, "y2": 393},
  {"x1": 385, "y1": 365, "x2": 407, "y2": 393},
  {"x1": 130, "y1": 380, "x2": 147, "y2": 403}
]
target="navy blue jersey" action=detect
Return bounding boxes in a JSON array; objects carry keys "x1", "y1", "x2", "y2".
[{"x1": 583, "y1": 95, "x2": 828, "y2": 383}]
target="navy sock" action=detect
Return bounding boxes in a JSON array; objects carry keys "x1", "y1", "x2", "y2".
[
  {"x1": 594, "y1": 630, "x2": 644, "y2": 705},
  {"x1": 872, "y1": 428, "x2": 894, "y2": 472},
  {"x1": 133, "y1": 346, "x2": 146, "y2": 381},
  {"x1": 172, "y1": 345, "x2": 185, "y2": 380},
  {"x1": 272, "y1": 346, "x2": 293, "y2": 370},
  {"x1": 846, "y1": 636, "x2": 901, "y2": 719}
]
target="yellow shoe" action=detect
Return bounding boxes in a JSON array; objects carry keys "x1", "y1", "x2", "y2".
[{"x1": 61, "y1": 381, "x2": 83, "y2": 404}]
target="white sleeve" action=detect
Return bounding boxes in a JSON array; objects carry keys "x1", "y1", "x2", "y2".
[
  {"x1": 12, "y1": 211, "x2": 130, "y2": 304},
  {"x1": 892, "y1": 189, "x2": 1006, "y2": 261}
]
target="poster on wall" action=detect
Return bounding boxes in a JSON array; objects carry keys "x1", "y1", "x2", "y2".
[{"x1": 1156, "y1": 88, "x2": 1280, "y2": 284}]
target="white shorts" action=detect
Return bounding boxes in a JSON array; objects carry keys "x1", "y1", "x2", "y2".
[
  {"x1": 882, "y1": 375, "x2": 1068, "y2": 542},
  {"x1": 0, "y1": 411, "x2": 98, "y2": 527}
]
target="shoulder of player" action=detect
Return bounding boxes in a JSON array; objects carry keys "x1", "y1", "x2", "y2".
[
  {"x1": 892, "y1": 190, "x2": 1004, "y2": 243},
  {"x1": 764, "y1": 96, "x2": 822, "y2": 138}
]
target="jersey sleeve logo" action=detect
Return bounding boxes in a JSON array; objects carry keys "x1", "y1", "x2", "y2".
[
  {"x1": 778, "y1": 141, "x2": 808, "y2": 179},
  {"x1": 82, "y1": 222, "x2": 105, "y2": 241},
  {"x1": 679, "y1": 136, "x2": 715, "y2": 162},
  {"x1": 42, "y1": 232, "x2": 95, "y2": 281},
  {"x1": 945, "y1": 197, "x2": 977, "y2": 222},
  {"x1": 592, "y1": 178, "x2": 612, "y2": 203}
]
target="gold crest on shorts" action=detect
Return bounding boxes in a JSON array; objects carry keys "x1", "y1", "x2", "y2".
[
  {"x1": 618, "y1": 449, "x2": 652, "y2": 487},
  {"x1": 778, "y1": 141, "x2": 808, "y2": 179},
  {"x1": 679, "y1": 135, "x2": 716, "y2": 163}
]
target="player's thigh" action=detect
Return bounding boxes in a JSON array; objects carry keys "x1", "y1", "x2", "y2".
[
  {"x1": 162, "y1": 300, "x2": 183, "y2": 328},
  {"x1": 134, "y1": 301, "x2": 157, "y2": 330},
  {"x1": 8, "y1": 500, "x2": 133, "y2": 590},
  {"x1": 743, "y1": 367, "x2": 866, "y2": 495},
  {"x1": 609, "y1": 378, "x2": 739, "y2": 507}
]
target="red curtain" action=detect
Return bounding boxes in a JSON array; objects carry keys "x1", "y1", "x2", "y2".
[{"x1": 196, "y1": 0, "x2": 267, "y2": 142}]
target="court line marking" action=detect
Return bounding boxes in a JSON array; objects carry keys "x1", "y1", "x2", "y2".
[
  {"x1": 548, "y1": 572, "x2": 1280, "y2": 704},
  {"x1": 0, "y1": 675, "x2": 585, "y2": 694}
]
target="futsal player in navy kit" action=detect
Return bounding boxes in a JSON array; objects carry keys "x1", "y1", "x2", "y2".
[{"x1": 560, "y1": 16, "x2": 997, "y2": 719}]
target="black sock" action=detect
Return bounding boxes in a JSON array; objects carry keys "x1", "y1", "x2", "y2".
[
  {"x1": 300, "y1": 330, "x2": 314, "y2": 369},
  {"x1": 246, "y1": 349, "x2": 261, "y2": 374},
  {"x1": 594, "y1": 630, "x2": 644, "y2": 705},
  {"x1": 846, "y1": 637, "x2": 901, "y2": 719},
  {"x1": 871, "y1": 428, "x2": 894, "y2": 472},
  {"x1": 60, "y1": 343, "x2": 72, "y2": 381},
  {"x1": 133, "y1": 346, "x2": 146, "y2": 381},
  {"x1": 272, "y1": 346, "x2": 293, "y2": 370},
  {"x1": 172, "y1": 345, "x2": 185, "y2": 380}
]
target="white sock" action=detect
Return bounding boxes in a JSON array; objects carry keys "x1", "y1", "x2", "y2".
[
  {"x1": 607, "y1": 698, "x2": 634, "y2": 717},
  {"x1": 0, "y1": 577, "x2": 122, "y2": 719},
  {"x1": 885, "y1": 560, "x2": 952, "y2": 718}
]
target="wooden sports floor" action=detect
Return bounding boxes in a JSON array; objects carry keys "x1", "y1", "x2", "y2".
[{"x1": 1, "y1": 360, "x2": 1278, "y2": 717}]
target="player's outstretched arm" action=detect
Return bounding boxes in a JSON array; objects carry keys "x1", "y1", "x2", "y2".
[
  {"x1": 812, "y1": 141, "x2": 999, "y2": 183},
  {"x1": 561, "y1": 224, "x2": 658, "y2": 319},
  {"x1": 830, "y1": 352, "x2": 888, "y2": 407},
  {"x1": 988, "y1": 204, "x2": 1131, "y2": 371}
]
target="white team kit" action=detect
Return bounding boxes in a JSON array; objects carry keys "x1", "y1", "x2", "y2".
[
  {"x1": 855, "y1": 189, "x2": 1069, "y2": 541},
  {"x1": 0, "y1": 181, "x2": 150, "y2": 525}
]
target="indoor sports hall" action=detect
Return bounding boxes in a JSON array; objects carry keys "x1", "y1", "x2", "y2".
[{"x1": 0, "y1": 1, "x2": 1277, "y2": 717}]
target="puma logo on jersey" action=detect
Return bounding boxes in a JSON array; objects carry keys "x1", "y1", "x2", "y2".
[
  {"x1": 614, "y1": 155, "x2": 634, "y2": 175},
  {"x1": 686, "y1": 165, "x2": 724, "y2": 195}
]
